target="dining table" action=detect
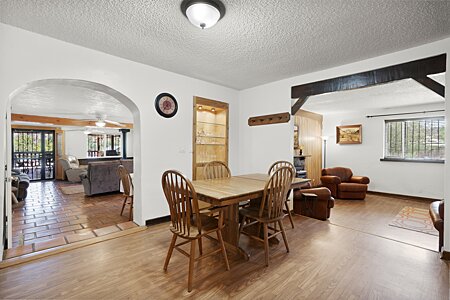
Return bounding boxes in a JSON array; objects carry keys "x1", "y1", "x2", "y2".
[{"x1": 191, "y1": 173, "x2": 310, "y2": 259}]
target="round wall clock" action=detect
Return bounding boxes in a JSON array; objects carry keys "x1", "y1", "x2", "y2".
[{"x1": 155, "y1": 93, "x2": 178, "y2": 118}]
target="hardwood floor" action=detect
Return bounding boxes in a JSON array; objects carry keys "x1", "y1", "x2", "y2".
[
  {"x1": 0, "y1": 208, "x2": 448, "y2": 299},
  {"x1": 330, "y1": 192, "x2": 439, "y2": 251}
]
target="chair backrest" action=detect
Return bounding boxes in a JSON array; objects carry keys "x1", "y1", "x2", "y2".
[
  {"x1": 117, "y1": 165, "x2": 133, "y2": 196},
  {"x1": 322, "y1": 167, "x2": 353, "y2": 182},
  {"x1": 204, "y1": 161, "x2": 231, "y2": 180},
  {"x1": 268, "y1": 160, "x2": 295, "y2": 176},
  {"x1": 260, "y1": 166, "x2": 294, "y2": 220},
  {"x1": 120, "y1": 159, "x2": 134, "y2": 173},
  {"x1": 162, "y1": 170, "x2": 202, "y2": 236}
]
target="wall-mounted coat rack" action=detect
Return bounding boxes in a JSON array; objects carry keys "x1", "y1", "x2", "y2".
[{"x1": 248, "y1": 112, "x2": 290, "y2": 126}]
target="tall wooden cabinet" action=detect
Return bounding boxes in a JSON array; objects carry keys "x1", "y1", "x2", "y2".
[
  {"x1": 294, "y1": 109, "x2": 323, "y2": 186},
  {"x1": 192, "y1": 97, "x2": 229, "y2": 180}
]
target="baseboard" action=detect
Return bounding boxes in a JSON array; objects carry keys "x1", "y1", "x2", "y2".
[
  {"x1": 146, "y1": 215, "x2": 171, "y2": 226},
  {"x1": 441, "y1": 251, "x2": 450, "y2": 260},
  {"x1": 367, "y1": 191, "x2": 440, "y2": 202}
]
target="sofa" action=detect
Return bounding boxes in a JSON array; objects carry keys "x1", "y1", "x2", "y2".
[
  {"x1": 80, "y1": 159, "x2": 134, "y2": 196},
  {"x1": 59, "y1": 155, "x2": 88, "y2": 183},
  {"x1": 320, "y1": 167, "x2": 370, "y2": 200},
  {"x1": 293, "y1": 187, "x2": 335, "y2": 220},
  {"x1": 11, "y1": 169, "x2": 30, "y2": 200},
  {"x1": 429, "y1": 200, "x2": 444, "y2": 251}
]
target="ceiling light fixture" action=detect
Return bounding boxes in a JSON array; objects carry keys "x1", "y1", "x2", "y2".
[
  {"x1": 181, "y1": 0, "x2": 226, "y2": 29},
  {"x1": 211, "y1": 108, "x2": 216, "y2": 112},
  {"x1": 95, "y1": 120, "x2": 106, "y2": 127}
]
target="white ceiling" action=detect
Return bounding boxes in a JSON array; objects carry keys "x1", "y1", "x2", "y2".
[
  {"x1": 302, "y1": 73, "x2": 446, "y2": 115},
  {"x1": 12, "y1": 83, "x2": 133, "y2": 123},
  {"x1": 0, "y1": 1, "x2": 448, "y2": 90}
]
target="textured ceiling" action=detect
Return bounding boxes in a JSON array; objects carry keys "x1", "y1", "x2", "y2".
[
  {"x1": 12, "y1": 83, "x2": 133, "y2": 123},
  {"x1": 0, "y1": 0, "x2": 449, "y2": 90},
  {"x1": 302, "y1": 73, "x2": 446, "y2": 115}
]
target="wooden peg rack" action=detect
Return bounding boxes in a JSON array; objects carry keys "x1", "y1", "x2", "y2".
[{"x1": 248, "y1": 112, "x2": 291, "y2": 126}]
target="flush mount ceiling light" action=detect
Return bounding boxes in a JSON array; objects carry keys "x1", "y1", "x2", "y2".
[{"x1": 181, "y1": 0, "x2": 226, "y2": 29}]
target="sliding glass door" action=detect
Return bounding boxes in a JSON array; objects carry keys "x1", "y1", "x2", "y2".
[{"x1": 12, "y1": 129, "x2": 55, "y2": 180}]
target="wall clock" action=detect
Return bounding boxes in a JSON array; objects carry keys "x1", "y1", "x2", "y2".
[{"x1": 155, "y1": 93, "x2": 178, "y2": 118}]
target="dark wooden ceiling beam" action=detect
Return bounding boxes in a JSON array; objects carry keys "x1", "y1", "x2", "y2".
[
  {"x1": 291, "y1": 97, "x2": 309, "y2": 115},
  {"x1": 291, "y1": 54, "x2": 446, "y2": 100},
  {"x1": 412, "y1": 76, "x2": 445, "y2": 98}
]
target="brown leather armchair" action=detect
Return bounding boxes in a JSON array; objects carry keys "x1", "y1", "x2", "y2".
[
  {"x1": 293, "y1": 187, "x2": 335, "y2": 220},
  {"x1": 429, "y1": 200, "x2": 444, "y2": 251},
  {"x1": 321, "y1": 167, "x2": 369, "y2": 200}
]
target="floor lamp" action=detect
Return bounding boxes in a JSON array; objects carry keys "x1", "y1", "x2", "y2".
[{"x1": 321, "y1": 136, "x2": 329, "y2": 169}]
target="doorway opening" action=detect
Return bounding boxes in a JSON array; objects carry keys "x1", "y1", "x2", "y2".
[
  {"x1": 3, "y1": 79, "x2": 142, "y2": 259},
  {"x1": 291, "y1": 55, "x2": 446, "y2": 252}
]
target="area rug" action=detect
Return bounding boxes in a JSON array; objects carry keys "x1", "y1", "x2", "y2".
[
  {"x1": 60, "y1": 185, "x2": 84, "y2": 195},
  {"x1": 389, "y1": 206, "x2": 438, "y2": 236}
]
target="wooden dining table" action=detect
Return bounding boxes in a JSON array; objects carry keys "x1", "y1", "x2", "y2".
[{"x1": 191, "y1": 173, "x2": 310, "y2": 259}]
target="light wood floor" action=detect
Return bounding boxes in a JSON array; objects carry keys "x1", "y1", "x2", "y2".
[
  {"x1": 330, "y1": 192, "x2": 439, "y2": 251},
  {"x1": 0, "y1": 195, "x2": 448, "y2": 299}
]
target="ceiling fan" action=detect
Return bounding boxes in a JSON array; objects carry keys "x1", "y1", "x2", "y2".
[{"x1": 80, "y1": 113, "x2": 126, "y2": 128}]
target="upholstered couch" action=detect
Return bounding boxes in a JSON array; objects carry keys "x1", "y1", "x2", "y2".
[
  {"x1": 80, "y1": 159, "x2": 134, "y2": 196},
  {"x1": 320, "y1": 167, "x2": 369, "y2": 200},
  {"x1": 59, "y1": 155, "x2": 88, "y2": 183},
  {"x1": 11, "y1": 169, "x2": 30, "y2": 200},
  {"x1": 429, "y1": 200, "x2": 444, "y2": 251},
  {"x1": 293, "y1": 187, "x2": 335, "y2": 220}
]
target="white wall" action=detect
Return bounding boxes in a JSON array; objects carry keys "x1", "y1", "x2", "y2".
[
  {"x1": 0, "y1": 24, "x2": 239, "y2": 231},
  {"x1": 64, "y1": 131, "x2": 88, "y2": 159},
  {"x1": 322, "y1": 103, "x2": 445, "y2": 199},
  {"x1": 238, "y1": 38, "x2": 450, "y2": 251}
]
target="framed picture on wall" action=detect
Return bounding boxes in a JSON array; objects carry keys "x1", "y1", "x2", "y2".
[{"x1": 336, "y1": 124, "x2": 362, "y2": 144}]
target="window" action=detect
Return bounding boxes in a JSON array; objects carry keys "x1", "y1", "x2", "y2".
[
  {"x1": 87, "y1": 134, "x2": 121, "y2": 157},
  {"x1": 87, "y1": 134, "x2": 104, "y2": 157},
  {"x1": 106, "y1": 134, "x2": 121, "y2": 156},
  {"x1": 384, "y1": 117, "x2": 445, "y2": 162}
]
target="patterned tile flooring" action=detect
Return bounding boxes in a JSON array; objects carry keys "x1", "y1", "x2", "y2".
[{"x1": 11, "y1": 181, "x2": 131, "y2": 248}]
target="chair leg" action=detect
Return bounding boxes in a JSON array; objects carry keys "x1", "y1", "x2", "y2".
[
  {"x1": 163, "y1": 233, "x2": 177, "y2": 271},
  {"x1": 239, "y1": 216, "x2": 247, "y2": 237},
  {"x1": 285, "y1": 201, "x2": 294, "y2": 229},
  {"x1": 257, "y1": 222, "x2": 262, "y2": 238},
  {"x1": 129, "y1": 197, "x2": 134, "y2": 221},
  {"x1": 263, "y1": 223, "x2": 269, "y2": 267},
  {"x1": 188, "y1": 240, "x2": 196, "y2": 292},
  {"x1": 198, "y1": 237, "x2": 203, "y2": 255},
  {"x1": 278, "y1": 220, "x2": 290, "y2": 253},
  {"x1": 120, "y1": 196, "x2": 127, "y2": 216},
  {"x1": 217, "y1": 229, "x2": 230, "y2": 271}
]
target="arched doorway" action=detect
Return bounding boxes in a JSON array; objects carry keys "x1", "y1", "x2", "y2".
[{"x1": 4, "y1": 79, "x2": 142, "y2": 249}]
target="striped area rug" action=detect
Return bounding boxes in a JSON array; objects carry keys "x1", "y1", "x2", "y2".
[{"x1": 389, "y1": 206, "x2": 438, "y2": 236}]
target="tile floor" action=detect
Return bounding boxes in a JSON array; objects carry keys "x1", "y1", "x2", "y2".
[{"x1": 11, "y1": 181, "x2": 131, "y2": 248}]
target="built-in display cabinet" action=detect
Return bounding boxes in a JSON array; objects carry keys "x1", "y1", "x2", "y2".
[{"x1": 192, "y1": 97, "x2": 229, "y2": 180}]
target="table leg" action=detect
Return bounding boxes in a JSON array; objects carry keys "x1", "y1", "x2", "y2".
[{"x1": 221, "y1": 203, "x2": 249, "y2": 260}]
